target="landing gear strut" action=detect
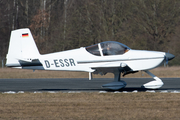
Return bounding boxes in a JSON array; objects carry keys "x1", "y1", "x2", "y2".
[{"x1": 102, "y1": 71, "x2": 126, "y2": 90}]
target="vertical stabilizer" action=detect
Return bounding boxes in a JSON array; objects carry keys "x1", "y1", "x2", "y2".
[{"x1": 6, "y1": 28, "x2": 40, "y2": 67}]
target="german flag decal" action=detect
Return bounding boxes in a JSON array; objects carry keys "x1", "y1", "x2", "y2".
[{"x1": 22, "y1": 33, "x2": 29, "y2": 37}]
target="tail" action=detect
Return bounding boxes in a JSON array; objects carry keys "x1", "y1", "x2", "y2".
[{"x1": 6, "y1": 28, "x2": 40, "y2": 67}]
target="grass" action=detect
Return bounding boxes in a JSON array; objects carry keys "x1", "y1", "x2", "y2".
[
  {"x1": 0, "y1": 92, "x2": 180, "y2": 120},
  {"x1": 0, "y1": 66, "x2": 180, "y2": 79}
]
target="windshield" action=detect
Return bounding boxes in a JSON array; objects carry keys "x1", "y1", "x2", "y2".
[
  {"x1": 101, "y1": 41, "x2": 130, "y2": 56},
  {"x1": 85, "y1": 41, "x2": 130, "y2": 56},
  {"x1": 85, "y1": 44, "x2": 101, "y2": 56}
]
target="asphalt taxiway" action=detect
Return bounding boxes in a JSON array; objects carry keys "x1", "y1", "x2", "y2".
[{"x1": 0, "y1": 78, "x2": 179, "y2": 92}]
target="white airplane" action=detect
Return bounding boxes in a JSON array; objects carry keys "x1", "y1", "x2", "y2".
[{"x1": 6, "y1": 28, "x2": 175, "y2": 90}]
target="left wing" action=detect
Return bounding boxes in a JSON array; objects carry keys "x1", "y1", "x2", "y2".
[{"x1": 91, "y1": 62, "x2": 134, "y2": 76}]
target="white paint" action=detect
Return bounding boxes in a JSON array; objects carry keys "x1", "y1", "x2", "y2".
[
  {"x1": 123, "y1": 91, "x2": 128, "y2": 93},
  {"x1": 132, "y1": 90, "x2": 138, "y2": 93},
  {"x1": 99, "y1": 91, "x2": 107, "y2": 93},
  {"x1": 1, "y1": 90, "x2": 180, "y2": 94},
  {"x1": 160, "y1": 90, "x2": 168, "y2": 93},
  {"x1": 3, "y1": 91, "x2": 16, "y2": 94},
  {"x1": 18, "y1": 91, "x2": 24, "y2": 93},
  {"x1": 171, "y1": 90, "x2": 180, "y2": 93},
  {"x1": 146, "y1": 90, "x2": 156, "y2": 93},
  {"x1": 34, "y1": 91, "x2": 42, "y2": 93},
  {"x1": 114, "y1": 91, "x2": 121, "y2": 93}
]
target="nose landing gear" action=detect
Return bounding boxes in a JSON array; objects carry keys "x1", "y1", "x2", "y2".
[{"x1": 141, "y1": 70, "x2": 164, "y2": 89}]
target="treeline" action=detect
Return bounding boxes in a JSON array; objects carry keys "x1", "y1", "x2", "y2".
[{"x1": 0, "y1": 0, "x2": 180, "y2": 65}]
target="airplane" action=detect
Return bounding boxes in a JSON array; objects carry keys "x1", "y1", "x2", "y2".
[{"x1": 6, "y1": 28, "x2": 175, "y2": 90}]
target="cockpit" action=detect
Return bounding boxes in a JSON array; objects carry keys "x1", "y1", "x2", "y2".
[{"x1": 86, "y1": 41, "x2": 131, "y2": 56}]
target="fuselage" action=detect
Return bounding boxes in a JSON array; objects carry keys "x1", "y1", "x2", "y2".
[{"x1": 35, "y1": 48, "x2": 165, "y2": 72}]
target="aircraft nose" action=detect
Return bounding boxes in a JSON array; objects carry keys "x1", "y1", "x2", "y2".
[{"x1": 165, "y1": 53, "x2": 175, "y2": 61}]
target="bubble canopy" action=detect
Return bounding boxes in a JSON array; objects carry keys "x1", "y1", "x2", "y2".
[{"x1": 86, "y1": 41, "x2": 131, "y2": 56}]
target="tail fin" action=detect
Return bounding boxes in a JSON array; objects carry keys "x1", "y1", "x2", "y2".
[{"x1": 6, "y1": 28, "x2": 40, "y2": 67}]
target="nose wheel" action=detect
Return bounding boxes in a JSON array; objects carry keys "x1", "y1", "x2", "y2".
[{"x1": 142, "y1": 70, "x2": 164, "y2": 89}]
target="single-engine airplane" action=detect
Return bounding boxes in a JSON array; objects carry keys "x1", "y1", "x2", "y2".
[{"x1": 6, "y1": 28, "x2": 175, "y2": 90}]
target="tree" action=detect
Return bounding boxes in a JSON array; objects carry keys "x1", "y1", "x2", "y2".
[{"x1": 130, "y1": 0, "x2": 180, "y2": 51}]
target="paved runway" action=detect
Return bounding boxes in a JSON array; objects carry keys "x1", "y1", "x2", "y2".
[{"x1": 0, "y1": 78, "x2": 179, "y2": 92}]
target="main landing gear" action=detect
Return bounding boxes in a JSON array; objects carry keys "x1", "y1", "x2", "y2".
[{"x1": 102, "y1": 71, "x2": 127, "y2": 90}]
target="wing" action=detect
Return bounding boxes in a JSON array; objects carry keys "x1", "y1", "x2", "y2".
[{"x1": 91, "y1": 62, "x2": 135, "y2": 76}]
